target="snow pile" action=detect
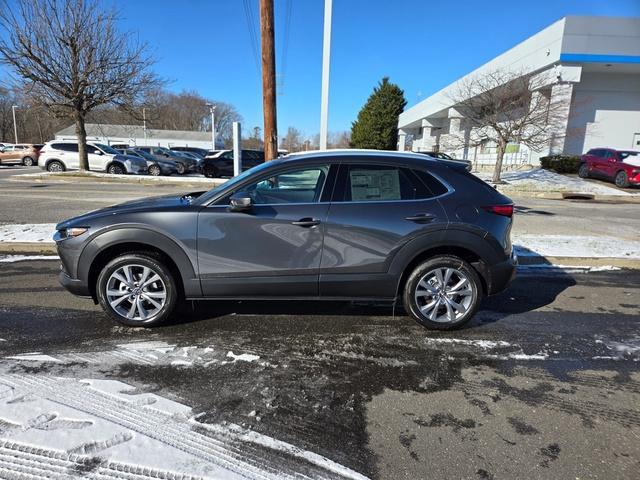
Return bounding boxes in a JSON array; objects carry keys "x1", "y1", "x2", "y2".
[
  {"x1": 0, "y1": 223, "x2": 56, "y2": 243},
  {"x1": 513, "y1": 234, "x2": 640, "y2": 259},
  {"x1": 425, "y1": 337, "x2": 551, "y2": 361},
  {"x1": 0, "y1": 374, "x2": 370, "y2": 479},
  {"x1": 475, "y1": 168, "x2": 635, "y2": 196}
]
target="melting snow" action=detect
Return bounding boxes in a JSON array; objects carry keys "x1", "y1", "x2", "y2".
[
  {"x1": 0, "y1": 224, "x2": 56, "y2": 243},
  {"x1": 513, "y1": 234, "x2": 640, "y2": 259},
  {"x1": 0, "y1": 255, "x2": 59, "y2": 263},
  {"x1": 226, "y1": 351, "x2": 261, "y2": 363}
]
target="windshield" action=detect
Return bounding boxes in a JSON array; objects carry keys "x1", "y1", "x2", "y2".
[
  {"x1": 132, "y1": 149, "x2": 155, "y2": 161},
  {"x1": 94, "y1": 143, "x2": 120, "y2": 155},
  {"x1": 195, "y1": 161, "x2": 276, "y2": 204}
]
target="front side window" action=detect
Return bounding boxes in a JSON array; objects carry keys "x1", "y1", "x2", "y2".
[
  {"x1": 238, "y1": 166, "x2": 329, "y2": 205},
  {"x1": 338, "y1": 165, "x2": 435, "y2": 202}
]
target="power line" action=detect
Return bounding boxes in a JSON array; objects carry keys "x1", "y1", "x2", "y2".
[{"x1": 242, "y1": 0, "x2": 261, "y2": 73}]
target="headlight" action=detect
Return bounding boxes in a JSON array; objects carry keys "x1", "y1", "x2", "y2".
[{"x1": 59, "y1": 227, "x2": 88, "y2": 239}]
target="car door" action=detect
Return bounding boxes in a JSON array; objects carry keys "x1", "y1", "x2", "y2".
[
  {"x1": 85, "y1": 144, "x2": 105, "y2": 171},
  {"x1": 319, "y1": 162, "x2": 449, "y2": 298},
  {"x1": 197, "y1": 163, "x2": 336, "y2": 297},
  {"x1": 590, "y1": 149, "x2": 608, "y2": 177},
  {"x1": 59, "y1": 143, "x2": 80, "y2": 169}
]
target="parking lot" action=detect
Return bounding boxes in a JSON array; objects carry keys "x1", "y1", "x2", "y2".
[{"x1": 0, "y1": 168, "x2": 639, "y2": 479}]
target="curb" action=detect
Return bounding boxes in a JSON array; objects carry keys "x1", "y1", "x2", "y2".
[
  {"x1": 517, "y1": 255, "x2": 640, "y2": 269},
  {"x1": 504, "y1": 191, "x2": 640, "y2": 204},
  {"x1": 0, "y1": 243, "x2": 57, "y2": 254}
]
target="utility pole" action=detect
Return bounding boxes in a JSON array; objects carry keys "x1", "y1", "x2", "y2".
[
  {"x1": 259, "y1": 0, "x2": 278, "y2": 160},
  {"x1": 11, "y1": 105, "x2": 18, "y2": 144},
  {"x1": 319, "y1": 0, "x2": 332, "y2": 150},
  {"x1": 206, "y1": 103, "x2": 216, "y2": 150}
]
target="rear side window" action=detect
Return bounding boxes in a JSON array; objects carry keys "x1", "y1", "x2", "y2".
[
  {"x1": 337, "y1": 165, "x2": 436, "y2": 202},
  {"x1": 51, "y1": 143, "x2": 78, "y2": 152}
]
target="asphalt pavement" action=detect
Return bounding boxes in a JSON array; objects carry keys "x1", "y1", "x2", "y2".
[{"x1": 0, "y1": 259, "x2": 639, "y2": 479}]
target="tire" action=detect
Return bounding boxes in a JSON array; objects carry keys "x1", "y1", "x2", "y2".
[
  {"x1": 203, "y1": 165, "x2": 217, "y2": 178},
  {"x1": 578, "y1": 163, "x2": 589, "y2": 178},
  {"x1": 47, "y1": 160, "x2": 65, "y2": 172},
  {"x1": 107, "y1": 163, "x2": 125, "y2": 175},
  {"x1": 96, "y1": 253, "x2": 178, "y2": 327},
  {"x1": 176, "y1": 162, "x2": 186, "y2": 175},
  {"x1": 22, "y1": 156, "x2": 35, "y2": 167},
  {"x1": 403, "y1": 255, "x2": 482, "y2": 330},
  {"x1": 615, "y1": 170, "x2": 629, "y2": 188},
  {"x1": 148, "y1": 164, "x2": 161, "y2": 176}
]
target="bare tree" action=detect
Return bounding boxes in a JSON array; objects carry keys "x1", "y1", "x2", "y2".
[
  {"x1": 0, "y1": 86, "x2": 16, "y2": 142},
  {"x1": 0, "y1": 0, "x2": 160, "y2": 170},
  {"x1": 280, "y1": 126, "x2": 303, "y2": 152},
  {"x1": 243, "y1": 126, "x2": 264, "y2": 150},
  {"x1": 328, "y1": 130, "x2": 352, "y2": 149},
  {"x1": 447, "y1": 69, "x2": 570, "y2": 182}
]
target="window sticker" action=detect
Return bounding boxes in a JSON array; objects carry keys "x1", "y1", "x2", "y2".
[{"x1": 350, "y1": 169, "x2": 401, "y2": 201}]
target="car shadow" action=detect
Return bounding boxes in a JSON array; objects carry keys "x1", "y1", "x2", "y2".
[{"x1": 165, "y1": 268, "x2": 576, "y2": 330}]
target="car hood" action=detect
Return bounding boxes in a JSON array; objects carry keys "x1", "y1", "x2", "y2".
[{"x1": 55, "y1": 192, "x2": 206, "y2": 229}]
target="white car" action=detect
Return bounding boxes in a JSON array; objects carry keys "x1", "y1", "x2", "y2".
[{"x1": 38, "y1": 141, "x2": 147, "y2": 174}]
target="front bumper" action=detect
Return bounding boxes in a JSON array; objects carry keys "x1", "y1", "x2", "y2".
[
  {"x1": 59, "y1": 269, "x2": 91, "y2": 297},
  {"x1": 486, "y1": 251, "x2": 518, "y2": 295}
]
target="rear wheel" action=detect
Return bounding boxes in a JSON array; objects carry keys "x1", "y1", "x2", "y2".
[
  {"x1": 148, "y1": 164, "x2": 161, "y2": 176},
  {"x1": 403, "y1": 255, "x2": 482, "y2": 330},
  {"x1": 107, "y1": 163, "x2": 125, "y2": 175},
  {"x1": 615, "y1": 170, "x2": 629, "y2": 188},
  {"x1": 578, "y1": 163, "x2": 589, "y2": 178},
  {"x1": 96, "y1": 253, "x2": 178, "y2": 327},
  {"x1": 22, "y1": 156, "x2": 35, "y2": 167},
  {"x1": 47, "y1": 160, "x2": 65, "y2": 172},
  {"x1": 176, "y1": 162, "x2": 186, "y2": 175}
]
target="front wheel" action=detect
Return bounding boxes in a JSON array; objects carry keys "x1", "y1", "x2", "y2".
[
  {"x1": 96, "y1": 253, "x2": 178, "y2": 327},
  {"x1": 176, "y1": 162, "x2": 186, "y2": 175},
  {"x1": 403, "y1": 255, "x2": 482, "y2": 330},
  {"x1": 578, "y1": 163, "x2": 589, "y2": 178},
  {"x1": 615, "y1": 171, "x2": 629, "y2": 188},
  {"x1": 107, "y1": 163, "x2": 125, "y2": 175}
]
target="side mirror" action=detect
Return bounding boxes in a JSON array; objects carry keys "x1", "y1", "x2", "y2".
[{"x1": 229, "y1": 192, "x2": 252, "y2": 212}]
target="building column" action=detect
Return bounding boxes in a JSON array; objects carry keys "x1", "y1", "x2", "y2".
[
  {"x1": 398, "y1": 129, "x2": 407, "y2": 151},
  {"x1": 548, "y1": 83, "x2": 573, "y2": 155}
]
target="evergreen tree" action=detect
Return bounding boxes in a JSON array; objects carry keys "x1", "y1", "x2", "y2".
[{"x1": 351, "y1": 77, "x2": 407, "y2": 150}]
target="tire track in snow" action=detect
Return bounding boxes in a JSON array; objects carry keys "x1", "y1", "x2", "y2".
[{"x1": 0, "y1": 375, "x2": 369, "y2": 480}]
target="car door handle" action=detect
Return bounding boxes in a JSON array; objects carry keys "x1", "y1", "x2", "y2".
[
  {"x1": 292, "y1": 218, "x2": 321, "y2": 227},
  {"x1": 405, "y1": 213, "x2": 436, "y2": 223}
]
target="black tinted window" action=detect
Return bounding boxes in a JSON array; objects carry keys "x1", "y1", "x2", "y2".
[
  {"x1": 412, "y1": 169, "x2": 449, "y2": 196},
  {"x1": 339, "y1": 165, "x2": 434, "y2": 202},
  {"x1": 52, "y1": 143, "x2": 78, "y2": 152}
]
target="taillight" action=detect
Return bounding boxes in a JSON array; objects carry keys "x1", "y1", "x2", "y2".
[{"x1": 482, "y1": 205, "x2": 514, "y2": 217}]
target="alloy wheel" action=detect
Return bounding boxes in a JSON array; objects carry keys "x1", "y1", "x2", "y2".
[
  {"x1": 414, "y1": 267, "x2": 474, "y2": 323},
  {"x1": 105, "y1": 264, "x2": 167, "y2": 322}
]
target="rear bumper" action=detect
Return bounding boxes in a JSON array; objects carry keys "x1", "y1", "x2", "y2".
[{"x1": 486, "y1": 252, "x2": 517, "y2": 295}]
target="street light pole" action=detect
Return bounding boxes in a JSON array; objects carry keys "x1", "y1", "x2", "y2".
[
  {"x1": 319, "y1": 0, "x2": 332, "y2": 150},
  {"x1": 142, "y1": 108, "x2": 147, "y2": 145},
  {"x1": 206, "y1": 103, "x2": 216, "y2": 150},
  {"x1": 12, "y1": 105, "x2": 18, "y2": 144}
]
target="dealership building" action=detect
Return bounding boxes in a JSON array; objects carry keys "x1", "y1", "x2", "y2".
[
  {"x1": 398, "y1": 16, "x2": 640, "y2": 167},
  {"x1": 55, "y1": 123, "x2": 220, "y2": 149}
]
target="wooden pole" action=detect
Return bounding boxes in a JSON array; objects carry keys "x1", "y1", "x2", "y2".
[{"x1": 259, "y1": 0, "x2": 278, "y2": 160}]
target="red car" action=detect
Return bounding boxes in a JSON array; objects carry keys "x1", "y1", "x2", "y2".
[{"x1": 579, "y1": 148, "x2": 640, "y2": 188}]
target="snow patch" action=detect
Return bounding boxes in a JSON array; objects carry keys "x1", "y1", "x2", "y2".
[
  {"x1": 226, "y1": 351, "x2": 261, "y2": 363},
  {"x1": 6, "y1": 353, "x2": 64, "y2": 363},
  {"x1": 475, "y1": 168, "x2": 636, "y2": 196},
  {"x1": 513, "y1": 234, "x2": 640, "y2": 259},
  {"x1": 425, "y1": 338, "x2": 512, "y2": 349},
  {"x1": 0, "y1": 255, "x2": 59, "y2": 263},
  {"x1": 0, "y1": 223, "x2": 56, "y2": 243}
]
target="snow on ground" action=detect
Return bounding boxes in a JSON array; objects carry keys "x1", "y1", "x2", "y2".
[
  {"x1": 13, "y1": 171, "x2": 225, "y2": 184},
  {"x1": 595, "y1": 336, "x2": 640, "y2": 361},
  {"x1": 0, "y1": 254, "x2": 59, "y2": 262},
  {"x1": 474, "y1": 168, "x2": 636, "y2": 196},
  {"x1": 0, "y1": 372, "x2": 370, "y2": 480},
  {"x1": 0, "y1": 223, "x2": 56, "y2": 243},
  {"x1": 513, "y1": 234, "x2": 640, "y2": 259}
]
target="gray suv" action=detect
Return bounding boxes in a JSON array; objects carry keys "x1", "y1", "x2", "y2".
[{"x1": 54, "y1": 150, "x2": 516, "y2": 330}]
